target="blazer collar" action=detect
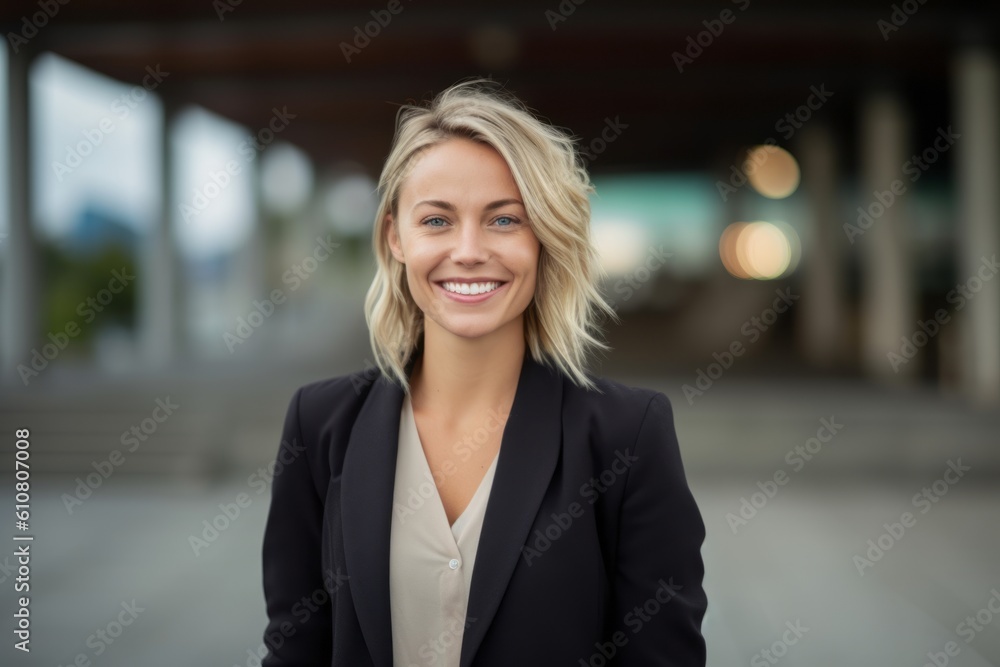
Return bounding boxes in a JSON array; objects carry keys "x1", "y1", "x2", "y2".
[{"x1": 340, "y1": 346, "x2": 565, "y2": 667}]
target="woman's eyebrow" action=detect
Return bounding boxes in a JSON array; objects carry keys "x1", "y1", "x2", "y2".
[
  {"x1": 413, "y1": 198, "x2": 524, "y2": 212},
  {"x1": 483, "y1": 198, "x2": 525, "y2": 212}
]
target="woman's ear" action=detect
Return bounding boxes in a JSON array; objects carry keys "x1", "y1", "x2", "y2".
[{"x1": 386, "y1": 214, "x2": 405, "y2": 264}]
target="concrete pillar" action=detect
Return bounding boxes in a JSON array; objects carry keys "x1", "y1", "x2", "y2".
[
  {"x1": 797, "y1": 123, "x2": 847, "y2": 368},
  {"x1": 952, "y1": 47, "x2": 1000, "y2": 405},
  {"x1": 0, "y1": 44, "x2": 40, "y2": 385},
  {"x1": 858, "y1": 91, "x2": 915, "y2": 382},
  {"x1": 226, "y1": 154, "x2": 266, "y2": 349},
  {"x1": 138, "y1": 97, "x2": 181, "y2": 368}
]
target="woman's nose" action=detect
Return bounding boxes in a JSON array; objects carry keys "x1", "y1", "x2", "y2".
[{"x1": 450, "y1": 221, "x2": 490, "y2": 263}]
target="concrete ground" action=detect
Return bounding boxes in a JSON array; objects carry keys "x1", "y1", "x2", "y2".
[
  {"x1": 1, "y1": 470, "x2": 998, "y2": 667},
  {"x1": 2, "y1": 350, "x2": 998, "y2": 666}
]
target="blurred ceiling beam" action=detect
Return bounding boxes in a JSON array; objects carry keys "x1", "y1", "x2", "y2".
[{"x1": 1, "y1": 0, "x2": 993, "y2": 173}]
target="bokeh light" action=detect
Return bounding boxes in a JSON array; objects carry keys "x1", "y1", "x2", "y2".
[
  {"x1": 720, "y1": 220, "x2": 800, "y2": 280},
  {"x1": 322, "y1": 170, "x2": 378, "y2": 236},
  {"x1": 592, "y1": 220, "x2": 649, "y2": 276},
  {"x1": 745, "y1": 145, "x2": 801, "y2": 199},
  {"x1": 260, "y1": 142, "x2": 314, "y2": 216}
]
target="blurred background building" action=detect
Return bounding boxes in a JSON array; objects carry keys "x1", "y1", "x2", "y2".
[{"x1": 0, "y1": 1, "x2": 998, "y2": 666}]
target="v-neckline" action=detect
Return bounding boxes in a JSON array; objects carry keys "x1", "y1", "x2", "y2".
[{"x1": 403, "y1": 394, "x2": 500, "y2": 533}]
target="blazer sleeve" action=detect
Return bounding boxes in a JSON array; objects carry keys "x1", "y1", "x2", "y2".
[
  {"x1": 261, "y1": 387, "x2": 333, "y2": 665},
  {"x1": 610, "y1": 391, "x2": 708, "y2": 666}
]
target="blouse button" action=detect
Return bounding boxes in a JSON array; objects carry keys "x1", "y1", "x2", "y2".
[{"x1": 449, "y1": 558, "x2": 460, "y2": 570}]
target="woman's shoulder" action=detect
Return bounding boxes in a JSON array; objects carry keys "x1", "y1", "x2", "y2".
[
  {"x1": 570, "y1": 370, "x2": 671, "y2": 413},
  {"x1": 287, "y1": 364, "x2": 387, "y2": 422},
  {"x1": 562, "y1": 370, "x2": 677, "y2": 438},
  {"x1": 557, "y1": 372, "x2": 687, "y2": 488}
]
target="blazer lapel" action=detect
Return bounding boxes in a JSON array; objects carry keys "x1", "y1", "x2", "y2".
[
  {"x1": 459, "y1": 353, "x2": 563, "y2": 666},
  {"x1": 340, "y1": 348, "x2": 565, "y2": 667},
  {"x1": 340, "y1": 358, "x2": 405, "y2": 667}
]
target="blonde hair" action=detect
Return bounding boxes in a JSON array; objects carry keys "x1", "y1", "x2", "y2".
[{"x1": 364, "y1": 78, "x2": 619, "y2": 393}]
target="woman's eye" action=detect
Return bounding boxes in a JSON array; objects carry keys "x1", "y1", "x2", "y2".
[
  {"x1": 423, "y1": 217, "x2": 447, "y2": 227},
  {"x1": 494, "y1": 216, "x2": 518, "y2": 227}
]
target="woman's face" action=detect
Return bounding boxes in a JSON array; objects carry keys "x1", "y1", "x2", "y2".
[{"x1": 387, "y1": 137, "x2": 541, "y2": 344}]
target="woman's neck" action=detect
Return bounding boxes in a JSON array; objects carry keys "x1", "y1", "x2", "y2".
[{"x1": 409, "y1": 319, "x2": 524, "y2": 422}]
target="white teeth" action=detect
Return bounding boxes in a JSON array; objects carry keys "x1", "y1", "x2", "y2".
[{"x1": 441, "y1": 281, "x2": 502, "y2": 295}]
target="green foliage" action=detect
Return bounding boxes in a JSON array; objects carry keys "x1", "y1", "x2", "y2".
[{"x1": 40, "y1": 241, "x2": 136, "y2": 348}]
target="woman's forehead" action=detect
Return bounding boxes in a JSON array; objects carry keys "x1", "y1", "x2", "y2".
[{"x1": 398, "y1": 139, "x2": 523, "y2": 210}]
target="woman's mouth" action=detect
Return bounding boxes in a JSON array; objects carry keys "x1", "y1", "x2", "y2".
[{"x1": 434, "y1": 280, "x2": 509, "y2": 303}]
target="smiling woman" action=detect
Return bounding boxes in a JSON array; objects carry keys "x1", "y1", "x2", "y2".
[
  {"x1": 386, "y1": 137, "x2": 539, "y2": 347},
  {"x1": 367, "y1": 79, "x2": 617, "y2": 394},
  {"x1": 260, "y1": 78, "x2": 708, "y2": 667}
]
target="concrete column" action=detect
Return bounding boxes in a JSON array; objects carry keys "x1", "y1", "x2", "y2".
[
  {"x1": 796, "y1": 123, "x2": 847, "y2": 368},
  {"x1": 952, "y1": 48, "x2": 1000, "y2": 405},
  {"x1": 0, "y1": 44, "x2": 40, "y2": 385},
  {"x1": 858, "y1": 91, "x2": 915, "y2": 382},
  {"x1": 248, "y1": 155, "x2": 266, "y2": 302},
  {"x1": 138, "y1": 97, "x2": 180, "y2": 368},
  {"x1": 225, "y1": 154, "x2": 266, "y2": 350}
]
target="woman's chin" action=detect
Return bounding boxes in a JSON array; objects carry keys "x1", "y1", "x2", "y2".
[
  {"x1": 426, "y1": 314, "x2": 516, "y2": 342},
  {"x1": 439, "y1": 323, "x2": 501, "y2": 340}
]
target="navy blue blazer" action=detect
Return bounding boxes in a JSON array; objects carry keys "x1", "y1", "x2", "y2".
[{"x1": 260, "y1": 348, "x2": 707, "y2": 666}]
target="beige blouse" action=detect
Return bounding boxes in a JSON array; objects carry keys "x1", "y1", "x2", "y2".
[{"x1": 389, "y1": 392, "x2": 500, "y2": 667}]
